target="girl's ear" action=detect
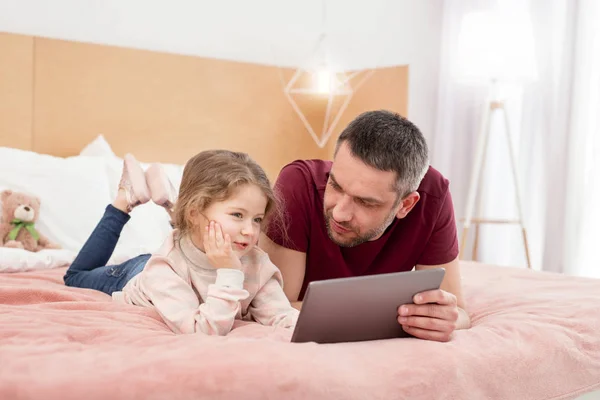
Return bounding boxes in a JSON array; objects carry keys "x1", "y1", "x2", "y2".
[
  {"x1": 188, "y1": 207, "x2": 196, "y2": 220},
  {"x1": 187, "y1": 206, "x2": 196, "y2": 224},
  {"x1": 188, "y1": 206, "x2": 204, "y2": 227}
]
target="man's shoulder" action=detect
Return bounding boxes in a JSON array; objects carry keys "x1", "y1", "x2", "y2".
[
  {"x1": 417, "y1": 166, "x2": 451, "y2": 200},
  {"x1": 277, "y1": 159, "x2": 331, "y2": 188}
]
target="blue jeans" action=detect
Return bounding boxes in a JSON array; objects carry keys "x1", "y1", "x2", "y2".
[{"x1": 64, "y1": 205, "x2": 151, "y2": 295}]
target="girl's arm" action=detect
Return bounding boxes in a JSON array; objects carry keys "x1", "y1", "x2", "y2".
[
  {"x1": 140, "y1": 256, "x2": 249, "y2": 335},
  {"x1": 248, "y1": 269, "x2": 300, "y2": 328}
]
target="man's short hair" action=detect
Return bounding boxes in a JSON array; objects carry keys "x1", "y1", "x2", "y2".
[{"x1": 335, "y1": 110, "x2": 429, "y2": 198}]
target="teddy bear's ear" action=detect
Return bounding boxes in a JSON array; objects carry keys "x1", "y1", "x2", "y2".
[{"x1": 1, "y1": 190, "x2": 13, "y2": 202}]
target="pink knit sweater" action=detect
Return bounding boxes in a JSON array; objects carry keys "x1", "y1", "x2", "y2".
[{"x1": 113, "y1": 231, "x2": 298, "y2": 335}]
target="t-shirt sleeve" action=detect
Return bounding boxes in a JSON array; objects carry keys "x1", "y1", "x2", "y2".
[
  {"x1": 417, "y1": 189, "x2": 460, "y2": 265},
  {"x1": 265, "y1": 163, "x2": 312, "y2": 253}
]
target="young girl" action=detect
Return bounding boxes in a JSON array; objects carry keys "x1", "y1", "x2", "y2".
[{"x1": 64, "y1": 150, "x2": 298, "y2": 335}]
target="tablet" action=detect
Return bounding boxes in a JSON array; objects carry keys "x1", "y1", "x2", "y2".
[{"x1": 290, "y1": 268, "x2": 446, "y2": 344}]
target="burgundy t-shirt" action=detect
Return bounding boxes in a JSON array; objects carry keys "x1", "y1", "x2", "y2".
[{"x1": 266, "y1": 160, "x2": 459, "y2": 300}]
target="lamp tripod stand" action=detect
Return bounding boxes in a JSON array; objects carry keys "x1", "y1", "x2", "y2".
[{"x1": 459, "y1": 99, "x2": 532, "y2": 269}]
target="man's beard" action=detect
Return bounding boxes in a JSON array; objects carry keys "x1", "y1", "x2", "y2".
[{"x1": 323, "y1": 208, "x2": 397, "y2": 248}]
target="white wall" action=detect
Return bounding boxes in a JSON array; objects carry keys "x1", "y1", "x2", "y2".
[{"x1": 0, "y1": 0, "x2": 443, "y2": 142}]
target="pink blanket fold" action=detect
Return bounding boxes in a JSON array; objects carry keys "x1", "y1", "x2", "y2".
[{"x1": 1, "y1": 262, "x2": 599, "y2": 400}]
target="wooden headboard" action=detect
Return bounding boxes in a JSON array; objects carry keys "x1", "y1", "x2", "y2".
[{"x1": 0, "y1": 32, "x2": 408, "y2": 179}]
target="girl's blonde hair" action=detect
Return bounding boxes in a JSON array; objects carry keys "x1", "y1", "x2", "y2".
[{"x1": 173, "y1": 150, "x2": 280, "y2": 235}]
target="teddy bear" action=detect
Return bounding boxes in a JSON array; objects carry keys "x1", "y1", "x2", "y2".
[{"x1": 0, "y1": 190, "x2": 61, "y2": 252}]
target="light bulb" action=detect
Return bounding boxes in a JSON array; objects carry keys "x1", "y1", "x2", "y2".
[{"x1": 316, "y1": 69, "x2": 333, "y2": 94}]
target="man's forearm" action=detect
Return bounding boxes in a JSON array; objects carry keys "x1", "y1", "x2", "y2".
[
  {"x1": 456, "y1": 307, "x2": 471, "y2": 330},
  {"x1": 291, "y1": 301, "x2": 303, "y2": 311}
]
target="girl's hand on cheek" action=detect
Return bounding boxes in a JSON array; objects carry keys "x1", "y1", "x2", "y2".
[{"x1": 203, "y1": 221, "x2": 242, "y2": 270}]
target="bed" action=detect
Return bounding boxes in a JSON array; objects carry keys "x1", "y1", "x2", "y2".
[{"x1": 1, "y1": 261, "x2": 599, "y2": 399}]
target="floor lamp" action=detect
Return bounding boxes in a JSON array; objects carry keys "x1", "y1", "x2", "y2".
[
  {"x1": 459, "y1": 98, "x2": 532, "y2": 269},
  {"x1": 455, "y1": 9, "x2": 537, "y2": 269}
]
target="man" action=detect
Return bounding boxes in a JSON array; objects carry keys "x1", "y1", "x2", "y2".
[{"x1": 261, "y1": 110, "x2": 470, "y2": 342}]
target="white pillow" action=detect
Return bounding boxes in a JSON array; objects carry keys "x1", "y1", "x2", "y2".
[
  {"x1": 78, "y1": 135, "x2": 184, "y2": 190},
  {"x1": 0, "y1": 147, "x2": 112, "y2": 254},
  {"x1": 0, "y1": 248, "x2": 76, "y2": 273},
  {"x1": 0, "y1": 146, "x2": 178, "y2": 270},
  {"x1": 79, "y1": 134, "x2": 117, "y2": 158}
]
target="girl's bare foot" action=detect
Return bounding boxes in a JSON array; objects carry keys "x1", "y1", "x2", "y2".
[
  {"x1": 146, "y1": 163, "x2": 178, "y2": 216},
  {"x1": 115, "y1": 154, "x2": 151, "y2": 213}
]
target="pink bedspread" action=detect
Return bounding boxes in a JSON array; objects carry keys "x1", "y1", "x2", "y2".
[{"x1": 1, "y1": 262, "x2": 599, "y2": 400}]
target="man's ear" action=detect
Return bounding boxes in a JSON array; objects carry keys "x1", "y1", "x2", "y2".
[{"x1": 395, "y1": 191, "x2": 420, "y2": 219}]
